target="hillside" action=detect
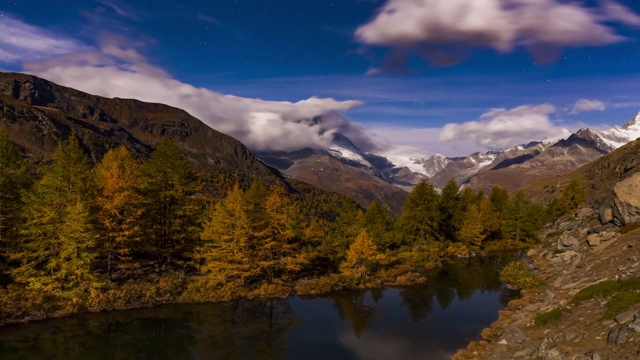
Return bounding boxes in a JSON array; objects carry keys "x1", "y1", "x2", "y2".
[{"x1": 0, "y1": 72, "x2": 284, "y2": 185}]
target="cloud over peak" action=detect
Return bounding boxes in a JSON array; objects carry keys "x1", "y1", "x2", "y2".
[
  {"x1": 356, "y1": 0, "x2": 640, "y2": 68},
  {"x1": 569, "y1": 99, "x2": 606, "y2": 115},
  {"x1": 439, "y1": 104, "x2": 570, "y2": 150},
  {"x1": 22, "y1": 36, "x2": 364, "y2": 153}
]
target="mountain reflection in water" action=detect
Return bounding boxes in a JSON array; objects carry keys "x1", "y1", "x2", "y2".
[{"x1": 0, "y1": 256, "x2": 517, "y2": 360}]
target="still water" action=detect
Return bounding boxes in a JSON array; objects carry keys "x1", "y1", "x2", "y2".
[{"x1": 0, "y1": 256, "x2": 516, "y2": 360}]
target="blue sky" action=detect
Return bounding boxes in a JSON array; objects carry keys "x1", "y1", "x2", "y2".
[{"x1": 1, "y1": 0, "x2": 640, "y2": 156}]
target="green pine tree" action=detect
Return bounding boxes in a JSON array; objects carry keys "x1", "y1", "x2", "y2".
[
  {"x1": 395, "y1": 181, "x2": 441, "y2": 245},
  {"x1": 138, "y1": 139, "x2": 203, "y2": 267},
  {"x1": 12, "y1": 132, "x2": 98, "y2": 295},
  {"x1": 0, "y1": 127, "x2": 32, "y2": 280}
]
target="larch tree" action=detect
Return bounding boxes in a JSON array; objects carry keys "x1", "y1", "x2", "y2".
[
  {"x1": 340, "y1": 229, "x2": 381, "y2": 284},
  {"x1": 138, "y1": 139, "x2": 203, "y2": 267},
  {"x1": 0, "y1": 128, "x2": 32, "y2": 279},
  {"x1": 459, "y1": 203, "x2": 485, "y2": 248},
  {"x1": 94, "y1": 146, "x2": 143, "y2": 278},
  {"x1": 196, "y1": 184, "x2": 255, "y2": 289},
  {"x1": 257, "y1": 186, "x2": 304, "y2": 283},
  {"x1": 13, "y1": 132, "x2": 98, "y2": 294},
  {"x1": 360, "y1": 199, "x2": 393, "y2": 250}
]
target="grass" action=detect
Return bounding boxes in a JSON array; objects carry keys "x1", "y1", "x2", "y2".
[
  {"x1": 604, "y1": 291, "x2": 640, "y2": 318},
  {"x1": 621, "y1": 277, "x2": 640, "y2": 291},
  {"x1": 571, "y1": 280, "x2": 622, "y2": 304},
  {"x1": 546, "y1": 230, "x2": 564, "y2": 239},
  {"x1": 534, "y1": 308, "x2": 563, "y2": 326}
]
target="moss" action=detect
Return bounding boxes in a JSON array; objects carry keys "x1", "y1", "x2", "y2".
[
  {"x1": 604, "y1": 291, "x2": 640, "y2": 319},
  {"x1": 621, "y1": 277, "x2": 640, "y2": 291},
  {"x1": 571, "y1": 280, "x2": 622, "y2": 305},
  {"x1": 534, "y1": 308, "x2": 563, "y2": 326}
]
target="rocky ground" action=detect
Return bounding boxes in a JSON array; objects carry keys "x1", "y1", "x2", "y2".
[{"x1": 454, "y1": 207, "x2": 640, "y2": 360}]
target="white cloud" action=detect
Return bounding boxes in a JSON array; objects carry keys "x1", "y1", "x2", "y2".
[
  {"x1": 355, "y1": 0, "x2": 640, "y2": 67},
  {"x1": 23, "y1": 36, "x2": 364, "y2": 152},
  {"x1": 439, "y1": 104, "x2": 571, "y2": 150},
  {"x1": 0, "y1": 14, "x2": 84, "y2": 63},
  {"x1": 569, "y1": 99, "x2": 606, "y2": 115}
]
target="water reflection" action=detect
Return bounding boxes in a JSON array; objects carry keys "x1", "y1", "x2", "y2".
[{"x1": 0, "y1": 256, "x2": 517, "y2": 360}]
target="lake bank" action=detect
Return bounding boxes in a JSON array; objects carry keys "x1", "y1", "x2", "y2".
[{"x1": 0, "y1": 256, "x2": 517, "y2": 359}]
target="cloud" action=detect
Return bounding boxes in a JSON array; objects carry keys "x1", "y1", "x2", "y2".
[
  {"x1": 439, "y1": 104, "x2": 571, "y2": 150},
  {"x1": 0, "y1": 14, "x2": 84, "y2": 63},
  {"x1": 569, "y1": 99, "x2": 606, "y2": 115},
  {"x1": 355, "y1": 0, "x2": 640, "y2": 68},
  {"x1": 23, "y1": 36, "x2": 364, "y2": 152},
  {"x1": 95, "y1": 0, "x2": 142, "y2": 21}
]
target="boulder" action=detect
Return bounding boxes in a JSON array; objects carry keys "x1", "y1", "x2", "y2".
[
  {"x1": 614, "y1": 310, "x2": 637, "y2": 324},
  {"x1": 559, "y1": 235, "x2": 579, "y2": 248},
  {"x1": 587, "y1": 223, "x2": 616, "y2": 234},
  {"x1": 612, "y1": 173, "x2": 640, "y2": 226},
  {"x1": 587, "y1": 234, "x2": 600, "y2": 247},
  {"x1": 562, "y1": 251, "x2": 578, "y2": 262},
  {"x1": 608, "y1": 326, "x2": 632, "y2": 344},
  {"x1": 599, "y1": 207, "x2": 613, "y2": 224},
  {"x1": 576, "y1": 207, "x2": 594, "y2": 218}
]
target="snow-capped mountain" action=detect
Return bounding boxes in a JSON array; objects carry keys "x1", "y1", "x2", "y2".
[
  {"x1": 327, "y1": 133, "x2": 374, "y2": 169},
  {"x1": 597, "y1": 113, "x2": 640, "y2": 150}
]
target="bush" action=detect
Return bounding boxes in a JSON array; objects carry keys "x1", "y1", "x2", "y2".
[
  {"x1": 571, "y1": 280, "x2": 622, "y2": 305},
  {"x1": 604, "y1": 291, "x2": 640, "y2": 319},
  {"x1": 294, "y1": 275, "x2": 348, "y2": 295},
  {"x1": 534, "y1": 308, "x2": 563, "y2": 326},
  {"x1": 499, "y1": 260, "x2": 542, "y2": 290}
]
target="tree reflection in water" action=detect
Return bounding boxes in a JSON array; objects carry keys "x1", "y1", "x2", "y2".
[{"x1": 0, "y1": 256, "x2": 517, "y2": 359}]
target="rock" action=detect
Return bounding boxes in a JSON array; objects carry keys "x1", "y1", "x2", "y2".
[
  {"x1": 538, "y1": 338, "x2": 553, "y2": 358},
  {"x1": 599, "y1": 207, "x2": 614, "y2": 224},
  {"x1": 545, "y1": 348, "x2": 563, "y2": 360},
  {"x1": 587, "y1": 234, "x2": 601, "y2": 247},
  {"x1": 567, "y1": 222, "x2": 579, "y2": 231},
  {"x1": 627, "y1": 318, "x2": 640, "y2": 333},
  {"x1": 497, "y1": 339, "x2": 508, "y2": 345},
  {"x1": 612, "y1": 173, "x2": 640, "y2": 226},
  {"x1": 615, "y1": 310, "x2": 637, "y2": 324},
  {"x1": 527, "y1": 249, "x2": 538, "y2": 257},
  {"x1": 562, "y1": 251, "x2": 578, "y2": 262},
  {"x1": 588, "y1": 223, "x2": 616, "y2": 234},
  {"x1": 608, "y1": 326, "x2": 632, "y2": 344},
  {"x1": 560, "y1": 235, "x2": 579, "y2": 248},
  {"x1": 576, "y1": 207, "x2": 594, "y2": 218},
  {"x1": 584, "y1": 350, "x2": 602, "y2": 360},
  {"x1": 601, "y1": 231, "x2": 616, "y2": 241}
]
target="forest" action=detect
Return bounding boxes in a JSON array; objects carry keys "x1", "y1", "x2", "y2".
[{"x1": 0, "y1": 128, "x2": 586, "y2": 323}]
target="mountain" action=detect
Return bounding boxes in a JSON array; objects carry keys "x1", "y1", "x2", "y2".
[
  {"x1": 255, "y1": 130, "x2": 408, "y2": 213},
  {"x1": 0, "y1": 72, "x2": 282, "y2": 185}
]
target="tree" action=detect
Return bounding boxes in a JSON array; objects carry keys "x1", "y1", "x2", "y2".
[
  {"x1": 340, "y1": 229, "x2": 381, "y2": 284},
  {"x1": 138, "y1": 139, "x2": 203, "y2": 266},
  {"x1": 502, "y1": 191, "x2": 529, "y2": 242},
  {"x1": 459, "y1": 204, "x2": 485, "y2": 247},
  {"x1": 0, "y1": 127, "x2": 32, "y2": 280},
  {"x1": 196, "y1": 185, "x2": 255, "y2": 289},
  {"x1": 395, "y1": 181, "x2": 441, "y2": 245},
  {"x1": 12, "y1": 133, "x2": 98, "y2": 294},
  {"x1": 360, "y1": 199, "x2": 393, "y2": 250},
  {"x1": 439, "y1": 179, "x2": 463, "y2": 242},
  {"x1": 323, "y1": 197, "x2": 363, "y2": 262},
  {"x1": 94, "y1": 146, "x2": 143, "y2": 278},
  {"x1": 560, "y1": 179, "x2": 587, "y2": 214},
  {"x1": 487, "y1": 185, "x2": 509, "y2": 240},
  {"x1": 256, "y1": 186, "x2": 304, "y2": 283}
]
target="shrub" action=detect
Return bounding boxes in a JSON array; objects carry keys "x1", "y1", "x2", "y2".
[
  {"x1": 499, "y1": 260, "x2": 542, "y2": 290},
  {"x1": 534, "y1": 308, "x2": 563, "y2": 326},
  {"x1": 294, "y1": 275, "x2": 348, "y2": 295},
  {"x1": 571, "y1": 280, "x2": 622, "y2": 305}
]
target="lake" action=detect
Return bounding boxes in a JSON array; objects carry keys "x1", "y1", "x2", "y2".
[{"x1": 0, "y1": 256, "x2": 516, "y2": 359}]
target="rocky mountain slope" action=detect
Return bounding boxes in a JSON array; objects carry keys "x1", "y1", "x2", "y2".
[
  {"x1": 0, "y1": 72, "x2": 281, "y2": 183},
  {"x1": 455, "y1": 138, "x2": 640, "y2": 359}
]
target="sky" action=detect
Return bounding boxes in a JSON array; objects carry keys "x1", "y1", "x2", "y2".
[{"x1": 1, "y1": 0, "x2": 640, "y2": 157}]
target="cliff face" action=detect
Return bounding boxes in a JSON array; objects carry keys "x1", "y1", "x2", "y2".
[{"x1": 0, "y1": 72, "x2": 281, "y2": 183}]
